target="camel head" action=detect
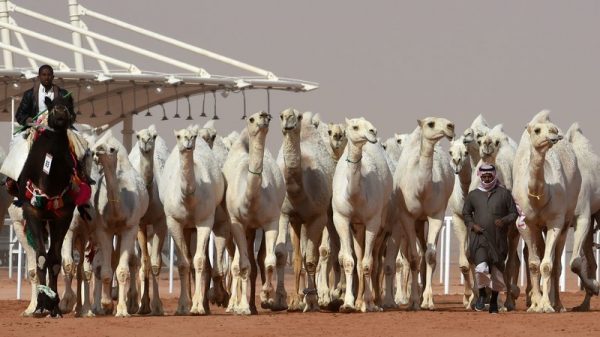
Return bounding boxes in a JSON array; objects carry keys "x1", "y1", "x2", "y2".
[
  {"x1": 345, "y1": 117, "x2": 377, "y2": 146},
  {"x1": 222, "y1": 130, "x2": 239, "y2": 151},
  {"x1": 478, "y1": 124, "x2": 507, "y2": 162},
  {"x1": 136, "y1": 124, "x2": 158, "y2": 154},
  {"x1": 449, "y1": 136, "x2": 470, "y2": 174},
  {"x1": 417, "y1": 117, "x2": 455, "y2": 142},
  {"x1": 279, "y1": 108, "x2": 302, "y2": 135},
  {"x1": 174, "y1": 127, "x2": 197, "y2": 153},
  {"x1": 246, "y1": 111, "x2": 272, "y2": 138},
  {"x1": 92, "y1": 136, "x2": 120, "y2": 171},
  {"x1": 198, "y1": 127, "x2": 217, "y2": 149},
  {"x1": 328, "y1": 123, "x2": 347, "y2": 151},
  {"x1": 527, "y1": 117, "x2": 563, "y2": 152},
  {"x1": 462, "y1": 115, "x2": 489, "y2": 146}
]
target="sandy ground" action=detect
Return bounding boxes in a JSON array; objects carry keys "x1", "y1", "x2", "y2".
[{"x1": 0, "y1": 267, "x2": 599, "y2": 337}]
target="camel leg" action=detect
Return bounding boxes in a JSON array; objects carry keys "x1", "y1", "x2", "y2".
[
  {"x1": 400, "y1": 213, "x2": 422, "y2": 311},
  {"x1": 421, "y1": 214, "x2": 444, "y2": 310},
  {"x1": 303, "y1": 216, "x2": 325, "y2": 312},
  {"x1": 225, "y1": 246, "x2": 240, "y2": 313},
  {"x1": 326, "y1": 217, "x2": 343, "y2": 306},
  {"x1": 245, "y1": 228, "x2": 259, "y2": 315},
  {"x1": 60, "y1": 227, "x2": 77, "y2": 314},
  {"x1": 452, "y1": 214, "x2": 474, "y2": 309},
  {"x1": 362, "y1": 220, "x2": 382, "y2": 312},
  {"x1": 261, "y1": 220, "x2": 280, "y2": 312},
  {"x1": 167, "y1": 217, "x2": 192, "y2": 315},
  {"x1": 136, "y1": 224, "x2": 151, "y2": 315},
  {"x1": 519, "y1": 225, "x2": 544, "y2": 312},
  {"x1": 113, "y1": 228, "x2": 135, "y2": 317},
  {"x1": 351, "y1": 223, "x2": 366, "y2": 312},
  {"x1": 395, "y1": 234, "x2": 411, "y2": 306},
  {"x1": 538, "y1": 223, "x2": 562, "y2": 313},
  {"x1": 79, "y1": 242, "x2": 95, "y2": 317},
  {"x1": 317, "y1": 222, "x2": 332, "y2": 308},
  {"x1": 550, "y1": 228, "x2": 567, "y2": 312},
  {"x1": 382, "y1": 227, "x2": 400, "y2": 309},
  {"x1": 211, "y1": 205, "x2": 231, "y2": 308},
  {"x1": 503, "y1": 224, "x2": 521, "y2": 311},
  {"x1": 573, "y1": 217, "x2": 598, "y2": 311},
  {"x1": 287, "y1": 222, "x2": 305, "y2": 311},
  {"x1": 12, "y1": 219, "x2": 41, "y2": 316},
  {"x1": 333, "y1": 212, "x2": 356, "y2": 313},
  {"x1": 271, "y1": 213, "x2": 288, "y2": 311},
  {"x1": 570, "y1": 214, "x2": 600, "y2": 306},
  {"x1": 149, "y1": 219, "x2": 167, "y2": 315},
  {"x1": 191, "y1": 220, "x2": 212, "y2": 315},
  {"x1": 228, "y1": 220, "x2": 252, "y2": 315},
  {"x1": 91, "y1": 247, "x2": 103, "y2": 315},
  {"x1": 95, "y1": 230, "x2": 115, "y2": 315}
]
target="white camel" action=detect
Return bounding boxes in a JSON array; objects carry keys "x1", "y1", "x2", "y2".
[
  {"x1": 564, "y1": 123, "x2": 600, "y2": 311},
  {"x1": 92, "y1": 132, "x2": 149, "y2": 317},
  {"x1": 276, "y1": 109, "x2": 335, "y2": 312},
  {"x1": 447, "y1": 136, "x2": 474, "y2": 308},
  {"x1": 222, "y1": 111, "x2": 286, "y2": 315},
  {"x1": 394, "y1": 117, "x2": 455, "y2": 310},
  {"x1": 129, "y1": 124, "x2": 169, "y2": 315},
  {"x1": 382, "y1": 133, "x2": 409, "y2": 163},
  {"x1": 512, "y1": 110, "x2": 581, "y2": 313},
  {"x1": 462, "y1": 115, "x2": 490, "y2": 167},
  {"x1": 159, "y1": 125, "x2": 224, "y2": 315},
  {"x1": 332, "y1": 117, "x2": 392, "y2": 312}
]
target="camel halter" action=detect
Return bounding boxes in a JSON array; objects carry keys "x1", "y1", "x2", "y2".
[
  {"x1": 248, "y1": 168, "x2": 262, "y2": 175},
  {"x1": 527, "y1": 189, "x2": 543, "y2": 200},
  {"x1": 345, "y1": 156, "x2": 361, "y2": 164}
]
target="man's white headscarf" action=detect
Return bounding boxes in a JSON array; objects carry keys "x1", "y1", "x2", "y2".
[{"x1": 477, "y1": 164, "x2": 498, "y2": 192}]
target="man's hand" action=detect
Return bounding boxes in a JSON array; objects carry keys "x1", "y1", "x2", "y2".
[
  {"x1": 495, "y1": 219, "x2": 503, "y2": 227},
  {"x1": 472, "y1": 224, "x2": 483, "y2": 233},
  {"x1": 25, "y1": 117, "x2": 33, "y2": 125}
]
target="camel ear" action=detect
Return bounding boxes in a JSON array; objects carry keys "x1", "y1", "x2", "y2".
[
  {"x1": 173, "y1": 130, "x2": 178, "y2": 138},
  {"x1": 417, "y1": 119, "x2": 424, "y2": 127},
  {"x1": 345, "y1": 118, "x2": 351, "y2": 126}
]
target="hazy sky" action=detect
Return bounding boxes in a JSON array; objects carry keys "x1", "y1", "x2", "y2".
[{"x1": 2, "y1": 0, "x2": 600, "y2": 153}]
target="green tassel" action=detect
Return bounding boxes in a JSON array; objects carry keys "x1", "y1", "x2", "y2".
[{"x1": 25, "y1": 224, "x2": 36, "y2": 250}]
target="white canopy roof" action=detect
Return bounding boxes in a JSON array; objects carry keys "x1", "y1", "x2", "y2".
[{"x1": 0, "y1": 0, "x2": 317, "y2": 147}]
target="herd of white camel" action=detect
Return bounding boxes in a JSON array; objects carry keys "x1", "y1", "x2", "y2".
[{"x1": 0, "y1": 108, "x2": 598, "y2": 317}]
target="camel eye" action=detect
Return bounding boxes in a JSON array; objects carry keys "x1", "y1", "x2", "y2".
[
  {"x1": 448, "y1": 150, "x2": 452, "y2": 156},
  {"x1": 397, "y1": 139, "x2": 402, "y2": 144},
  {"x1": 109, "y1": 147, "x2": 116, "y2": 154},
  {"x1": 136, "y1": 134, "x2": 140, "y2": 140},
  {"x1": 477, "y1": 140, "x2": 481, "y2": 145},
  {"x1": 534, "y1": 128, "x2": 541, "y2": 135},
  {"x1": 152, "y1": 135, "x2": 157, "y2": 140},
  {"x1": 427, "y1": 121, "x2": 435, "y2": 128},
  {"x1": 352, "y1": 126, "x2": 358, "y2": 131},
  {"x1": 327, "y1": 130, "x2": 332, "y2": 136},
  {"x1": 279, "y1": 114, "x2": 283, "y2": 120},
  {"x1": 249, "y1": 117, "x2": 255, "y2": 123},
  {"x1": 382, "y1": 144, "x2": 387, "y2": 150},
  {"x1": 298, "y1": 115, "x2": 303, "y2": 121},
  {"x1": 495, "y1": 140, "x2": 499, "y2": 146},
  {"x1": 211, "y1": 135, "x2": 216, "y2": 141},
  {"x1": 176, "y1": 135, "x2": 181, "y2": 140},
  {"x1": 464, "y1": 151, "x2": 468, "y2": 156}
]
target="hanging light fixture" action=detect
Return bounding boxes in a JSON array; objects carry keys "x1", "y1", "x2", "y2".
[
  {"x1": 75, "y1": 82, "x2": 82, "y2": 115},
  {"x1": 118, "y1": 92, "x2": 125, "y2": 118},
  {"x1": 160, "y1": 103, "x2": 168, "y2": 121},
  {"x1": 200, "y1": 91, "x2": 207, "y2": 117},
  {"x1": 241, "y1": 89, "x2": 247, "y2": 119},
  {"x1": 185, "y1": 95, "x2": 193, "y2": 120},
  {"x1": 11, "y1": 80, "x2": 20, "y2": 90},
  {"x1": 84, "y1": 80, "x2": 94, "y2": 93},
  {"x1": 145, "y1": 85, "x2": 152, "y2": 116},
  {"x1": 2, "y1": 82, "x2": 8, "y2": 113},
  {"x1": 104, "y1": 82, "x2": 111, "y2": 115},
  {"x1": 155, "y1": 85, "x2": 164, "y2": 95},
  {"x1": 212, "y1": 90, "x2": 219, "y2": 120},
  {"x1": 89, "y1": 98, "x2": 97, "y2": 118},
  {"x1": 173, "y1": 85, "x2": 180, "y2": 118}
]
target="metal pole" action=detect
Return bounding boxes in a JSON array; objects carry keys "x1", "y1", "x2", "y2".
[
  {"x1": 169, "y1": 235, "x2": 174, "y2": 294},
  {"x1": 8, "y1": 223, "x2": 13, "y2": 279},
  {"x1": 17, "y1": 241, "x2": 22, "y2": 299},
  {"x1": 560, "y1": 248, "x2": 566, "y2": 292},
  {"x1": 121, "y1": 115, "x2": 133, "y2": 152},
  {"x1": 68, "y1": 0, "x2": 84, "y2": 72},
  {"x1": 0, "y1": 0, "x2": 13, "y2": 69},
  {"x1": 439, "y1": 224, "x2": 444, "y2": 284},
  {"x1": 444, "y1": 218, "x2": 451, "y2": 295}
]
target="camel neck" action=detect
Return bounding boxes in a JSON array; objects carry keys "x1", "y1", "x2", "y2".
[
  {"x1": 346, "y1": 141, "x2": 364, "y2": 196},
  {"x1": 419, "y1": 137, "x2": 436, "y2": 174},
  {"x1": 282, "y1": 131, "x2": 304, "y2": 195},
  {"x1": 101, "y1": 159, "x2": 122, "y2": 217},
  {"x1": 139, "y1": 150, "x2": 155, "y2": 191},
  {"x1": 179, "y1": 150, "x2": 196, "y2": 197},
  {"x1": 527, "y1": 147, "x2": 547, "y2": 203},
  {"x1": 458, "y1": 163, "x2": 472, "y2": 196},
  {"x1": 467, "y1": 143, "x2": 481, "y2": 168},
  {"x1": 332, "y1": 146, "x2": 344, "y2": 162},
  {"x1": 246, "y1": 131, "x2": 267, "y2": 196}
]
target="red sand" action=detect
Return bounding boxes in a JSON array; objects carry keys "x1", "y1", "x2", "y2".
[{"x1": 0, "y1": 268, "x2": 599, "y2": 337}]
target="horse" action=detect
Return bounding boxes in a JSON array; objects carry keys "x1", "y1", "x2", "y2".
[{"x1": 16, "y1": 96, "x2": 83, "y2": 316}]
